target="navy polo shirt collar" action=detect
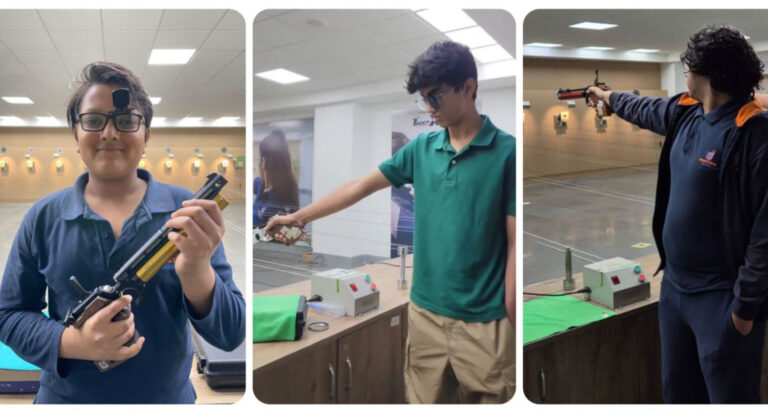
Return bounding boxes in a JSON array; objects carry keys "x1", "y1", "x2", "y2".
[
  {"x1": 703, "y1": 96, "x2": 749, "y2": 125},
  {"x1": 62, "y1": 168, "x2": 176, "y2": 221},
  {"x1": 434, "y1": 114, "x2": 498, "y2": 152}
]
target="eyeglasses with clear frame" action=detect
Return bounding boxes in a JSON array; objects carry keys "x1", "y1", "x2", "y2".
[{"x1": 77, "y1": 112, "x2": 144, "y2": 132}]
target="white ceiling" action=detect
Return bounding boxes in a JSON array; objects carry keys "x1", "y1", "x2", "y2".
[
  {"x1": 0, "y1": 9, "x2": 244, "y2": 126},
  {"x1": 253, "y1": 9, "x2": 516, "y2": 104},
  {"x1": 524, "y1": 10, "x2": 768, "y2": 63}
]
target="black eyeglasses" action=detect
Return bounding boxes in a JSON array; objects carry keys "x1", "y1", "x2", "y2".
[
  {"x1": 77, "y1": 112, "x2": 144, "y2": 132},
  {"x1": 415, "y1": 88, "x2": 454, "y2": 112}
]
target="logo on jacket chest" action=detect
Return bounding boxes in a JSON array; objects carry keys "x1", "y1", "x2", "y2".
[{"x1": 698, "y1": 149, "x2": 718, "y2": 169}]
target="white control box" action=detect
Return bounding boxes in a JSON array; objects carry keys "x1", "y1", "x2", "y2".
[
  {"x1": 583, "y1": 257, "x2": 650, "y2": 309},
  {"x1": 311, "y1": 269, "x2": 380, "y2": 317}
]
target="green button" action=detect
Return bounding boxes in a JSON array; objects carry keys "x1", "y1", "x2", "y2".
[{"x1": 365, "y1": 274, "x2": 371, "y2": 283}]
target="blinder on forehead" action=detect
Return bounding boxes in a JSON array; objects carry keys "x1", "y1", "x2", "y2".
[{"x1": 112, "y1": 88, "x2": 130, "y2": 113}]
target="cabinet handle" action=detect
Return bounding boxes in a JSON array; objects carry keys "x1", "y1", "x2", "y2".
[
  {"x1": 539, "y1": 368, "x2": 546, "y2": 403},
  {"x1": 345, "y1": 357, "x2": 353, "y2": 393},
  {"x1": 329, "y1": 363, "x2": 336, "y2": 402}
]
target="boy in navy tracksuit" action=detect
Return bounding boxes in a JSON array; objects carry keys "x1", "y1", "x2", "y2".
[{"x1": 588, "y1": 25, "x2": 768, "y2": 403}]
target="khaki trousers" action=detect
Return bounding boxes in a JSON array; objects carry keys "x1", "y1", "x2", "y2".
[{"x1": 404, "y1": 302, "x2": 515, "y2": 404}]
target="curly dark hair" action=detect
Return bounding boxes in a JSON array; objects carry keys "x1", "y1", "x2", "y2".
[
  {"x1": 406, "y1": 41, "x2": 478, "y2": 100},
  {"x1": 66, "y1": 62, "x2": 153, "y2": 137},
  {"x1": 680, "y1": 25, "x2": 763, "y2": 99}
]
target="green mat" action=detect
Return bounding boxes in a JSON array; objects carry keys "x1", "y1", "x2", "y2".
[
  {"x1": 252, "y1": 295, "x2": 301, "y2": 343},
  {"x1": 524, "y1": 296, "x2": 615, "y2": 344}
]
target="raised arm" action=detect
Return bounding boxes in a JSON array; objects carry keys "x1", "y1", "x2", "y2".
[{"x1": 586, "y1": 86, "x2": 680, "y2": 136}]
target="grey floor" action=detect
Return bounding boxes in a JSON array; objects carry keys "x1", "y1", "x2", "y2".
[
  {"x1": 0, "y1": 202, "x2": 246, "y2": 295},
  {"x1": 523, "y1": 166, "x2": 659, "y2": 286}
]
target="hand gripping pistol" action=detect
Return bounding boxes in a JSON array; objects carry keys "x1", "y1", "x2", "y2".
[{"x1": 62, "y1": 172, "x2": 229, "y2": 372}]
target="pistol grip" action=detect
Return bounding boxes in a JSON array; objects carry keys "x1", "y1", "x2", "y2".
[{"x1": 73, "y1": 297, "x2": 139, "y2": 372}]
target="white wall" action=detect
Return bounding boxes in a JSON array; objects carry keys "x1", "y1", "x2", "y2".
[
  {"x1": 310, "y1": 103, "x2": 392, "y2": 258},
  {"x1": 478, "y1": 86, "x2": 516, "y2": 136},
  {"x1": 661, "y1": 62, "x2": 687, "y2": 96}
]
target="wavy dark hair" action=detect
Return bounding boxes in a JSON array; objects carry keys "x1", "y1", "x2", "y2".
[
  {"x1": 66, "y1": 62, "x2": 153, "y2": 137},
  {"x1": 259, "y1": 129, "x2": 299, "y2": 210},
  {"x1": 680, "y1": 25, "x2": 763, "y2": 99},
  {"x1": 406, "y1": 41, "x2": 478, "y2": 100}
]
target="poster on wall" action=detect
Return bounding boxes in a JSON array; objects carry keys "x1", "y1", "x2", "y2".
[
  {"x1": 253, "y1": 119, "x2": 314, "y2": 243},
  {"x1": 390, "y1": 111, "x2": 442, "y2": 257}
]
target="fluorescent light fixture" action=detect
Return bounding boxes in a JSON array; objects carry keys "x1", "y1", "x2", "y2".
[
  {"x1": 445, "y1": 26, "x2": 495, "y2": 49},
  {"x1": 524, "y1": 42, "x2": 562, "y2": 48},
  {"x1": 569, "y1": 22, "x2": 617, "y2": 30},
  {"x1": 0, "y1": 116, "x2": 24, "y2": 126},
  {"x1": 36, "y1": 116, "x2": 60, "y2": 126},
  {"x1": 478, "y1": 59, "x2": 516, "y2": 81},
  {"x1": 472, "y1": 44, "x2": 513, "y2": 63},
  {"x1": 149, "y1": 97, "x2": 162, "y2": 105},
  {"x1": 148, "y1": 49, "x2": 195, "y2": 65},
  {"x1": 152, "y1": 117, "x2": 166, "y2": 125},
  {"x1": 214, "y1": 116, "x2": 240, "y2": 126},
  {"x1": 2, "y1": 96, "x2": 33, "y2": 104},
  {"x1": 255, "y1": 69, "x2": 309, "y2": 84},
  {"x1": 628, "y1": 48, "x2": 660, "y2": 53},
  {"x1": 178, "y1": 117, "x2": 203, "y2": 126},
  {"x1": 416, "y1": 9, "x2": 476, "y2": 32},
  {"x1": 581, "y1": 46, "x2": 615, "y2": 51}
]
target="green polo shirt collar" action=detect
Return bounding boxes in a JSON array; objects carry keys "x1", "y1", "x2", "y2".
[{"x1": 433, "y1": 115, "x2": 498, "y2": 154}]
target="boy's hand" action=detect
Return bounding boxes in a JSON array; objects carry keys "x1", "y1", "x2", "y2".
[
  {"x1": 732, "y1": 312, "x2": 753, "y2": 336},
  {"x1": 60, "y1": 295, "x2": 145, "y2": 361},
  {"x1": 166, "y1": 199, "x2": 225, "y2": 278},
  {"x1": 265, "y1": 214, "x2": 304, "y2": 245},
  {"x1": 586, "y1": 86, "x2": 611, "y2": 107}
]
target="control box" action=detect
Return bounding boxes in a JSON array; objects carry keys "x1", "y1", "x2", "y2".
[
  {"x1": 311, "y1": 269, "x2": 380, "y2": 317},
  {"x1": 583, "y1": 257, "x2": 650, "y2": 309}
]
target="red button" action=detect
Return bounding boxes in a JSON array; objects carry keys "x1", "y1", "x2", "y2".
[
  {"x1": 611, "y1": 276, "x2": 620, "y2": 285},
  {"x1": 350, "y1": 283, "x2": 357, "y2": 292},
  {"x1": 372, "y1": 283, "x2": 377, "y2": 291},
  {"x1": 638, "y1": 275, "x2": 646, "y2": 282}
]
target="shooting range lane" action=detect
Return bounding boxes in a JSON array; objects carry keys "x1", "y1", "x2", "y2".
[{"x1": 523, "y1": 167, "x2": 658, "y2": 286}]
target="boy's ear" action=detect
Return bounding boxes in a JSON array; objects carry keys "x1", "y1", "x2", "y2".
[{"x1": 464, "y1": 78, "x2": 478, "y2": 98}]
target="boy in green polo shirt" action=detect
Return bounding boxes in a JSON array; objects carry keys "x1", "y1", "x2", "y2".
[{"x1": 266, "y1": 41, "x2": 515, "y2": 404}]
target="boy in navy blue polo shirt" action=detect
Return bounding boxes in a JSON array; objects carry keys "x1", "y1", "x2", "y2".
[
  {"x1": 588, "y1": 25, "x2": 768, "y2": 403},
  {"x1": 0, "y1": 62, "x2": 245, "y2": 403}
]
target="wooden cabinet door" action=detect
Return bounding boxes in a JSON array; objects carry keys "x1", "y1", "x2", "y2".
[
  {"x1": 253, "y1": 340, "x2": 338, "y2": 404},
  {"x1": 523, "y1": 305, "x2": 662, "y2": 404},
  {"x1": 337, "y1": 309, "x2": 406, "y2": 403}
]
